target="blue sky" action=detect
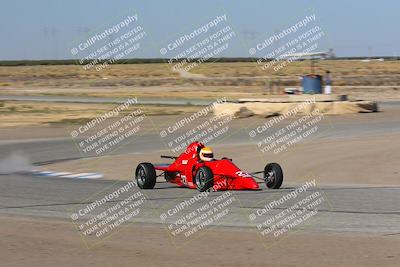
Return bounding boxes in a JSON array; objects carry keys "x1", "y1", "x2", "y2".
[{"x1": 1, "y1": 0, "x2": 399, "y2": 60}]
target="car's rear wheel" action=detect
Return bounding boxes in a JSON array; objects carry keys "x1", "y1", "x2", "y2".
[
  {"x1": 195, "y1": 166, "x2": 213, "y2": 192},
  {"x1": 264, "y1": 163, "x2": 283, "y2": 189},
  {"x1": 136, "y1": 163, "x2": 156, "y2": 189}
]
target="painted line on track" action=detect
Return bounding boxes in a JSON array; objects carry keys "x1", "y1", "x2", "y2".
[{"x1": 31, "y1": 170, "x2": 103, "y2": 179}]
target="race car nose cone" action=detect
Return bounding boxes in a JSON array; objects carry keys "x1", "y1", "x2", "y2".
[
  {"x1": 246, "y1": 179, "x2": 260, "y2": 190},
  {"x1": 236, "y1": 178, "x2": 259, "y2": 190}
]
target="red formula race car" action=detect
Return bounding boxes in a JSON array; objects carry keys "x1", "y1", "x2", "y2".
[{"x1": 135, "y1": 141, "x2": 283, "y2": 191}]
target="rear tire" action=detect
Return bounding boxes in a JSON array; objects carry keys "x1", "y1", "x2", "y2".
[
  {"x1": 264, "y1": 163, "x2": 283, "y2": 189},
  {"x1": 195, "y1": 166, "x2": 213, "y2": 192},
  {"x1": 136, "y1": 163, "x2": 156, "y2": 189}
]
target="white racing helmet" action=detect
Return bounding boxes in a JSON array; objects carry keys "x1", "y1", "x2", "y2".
[{"x1": 199, "y1": 147, "x2": 214, "y2": 162}]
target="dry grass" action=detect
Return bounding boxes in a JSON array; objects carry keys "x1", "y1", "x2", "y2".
[
  {"x1": 0, "y1": 60, "x2": 399, "y2": 91},
  {"x1": 0, "y1": 61, "x2": 399, "y2": 127},
  {"x1": 1, "y1": 60, "x2": 399, "y2": 80},
  {"x1": 1, "y1": 60, "x2": 399, "y2": 100}
]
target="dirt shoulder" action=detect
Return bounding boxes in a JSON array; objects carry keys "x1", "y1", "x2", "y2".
[{"x1": 0, "y1": 101, "x2": 200, "y2": 127}]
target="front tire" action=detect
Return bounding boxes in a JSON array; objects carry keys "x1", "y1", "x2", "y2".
[
  {"x1": 136, "y1": 163, "x2": 156, "y2": 189},
  {"x1": 264, "y1": 163, "x2": 283, "y2": 189},
  {"x1": 195, "y1": 166, "x2": 213, "y2": 192}
]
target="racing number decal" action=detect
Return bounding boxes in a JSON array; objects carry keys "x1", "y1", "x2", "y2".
[
  {"x1": 181, "y1": 175, "x2": 187, "y2": 184},
  {"x1": 235, "y1": 171, "x2": 252, "y2": 178}
]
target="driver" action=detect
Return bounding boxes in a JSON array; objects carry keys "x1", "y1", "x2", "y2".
[{"x1": 199, "y1": 147, "x2": 214, "y2": 162}]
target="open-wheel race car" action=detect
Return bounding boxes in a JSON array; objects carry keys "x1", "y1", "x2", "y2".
[{"x1": 135, "y1": 141, "x2": 283, "y2": 191}]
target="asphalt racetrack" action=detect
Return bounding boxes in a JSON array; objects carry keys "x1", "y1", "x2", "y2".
[
  {"x1": 0, "y1": 102, "x2": 399, "y2": 232},
  {"x1": 1, "y1": 173, "x2": 400, "y2": 235},
  {"x1": 1, "y1": 102, "x2": 400, "y2": 266}
]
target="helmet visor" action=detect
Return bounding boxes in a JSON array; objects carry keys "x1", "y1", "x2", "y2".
[{"x1": 202, "y1": 153, "x2": 213, "y2": 159}]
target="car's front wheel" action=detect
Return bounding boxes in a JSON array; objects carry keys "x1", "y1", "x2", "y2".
[
  {"x1": 195, "y1": 166, "x2": 213, "y2": 192},
  {"x1": 135, "y1": 163, "x2": 156, "y2": 189},
  {"x1": 264, "y1": 163, "x2": 283, "y2": 189}
]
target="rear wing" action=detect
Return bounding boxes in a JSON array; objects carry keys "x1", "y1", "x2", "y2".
[{"x1": 160, "y1": 155, "x2": 178, "y2": 159}]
